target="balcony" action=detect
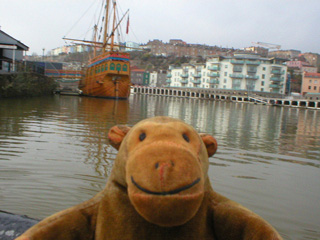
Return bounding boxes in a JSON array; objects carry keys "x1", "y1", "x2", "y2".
[
  {"x1": 191, "y1": 79, "x2": 201, "y2": 84},
  {"x1": 271, "y1": 70, "x2": 284, "y2": 74},
  {"x1": 270, "y1": 77, "x2": 283, "y2": 82},
  {"x1": 231, "y1": 60, "x2": 245, "y2": 64},
  {"x1": 246, "y1": 61, "x2": 260, "y2": 65},
  {"x1": 208, "y1": 66, "x2": 220, "y2": 71},
  {"x1": 230, "y1": 73, "x2": 244, "y2": 78},
  {"x1": 180, "y1": 79, "x2": 188, "y2": 84},
  {"x1": 166, "y1": 79, "x2": 171, "y2": 83},
  {"x1": 233, "y1": 67, "x2": 242, "y2": 72},
  {"x1": 269, "y1": 84, "x2": 280, "y2": 89},
  {"x1": 181, "y1": 73, "x2": 189, "y2": 78},
  {"x1": 193, "y1": 73, "x2": 202, "y2": 78},
  {"x1": 209, "y1": 79, "x2": 219, "y2": 84},
  {"x1": 167, "y1": 73, "x2": 172, "y2": 78},
  {"x1": 208, "y1": 72, "x2": 220, "y2": 77},
  {"x1": 247, "y1": 68, "x2": 257, "y2": 73},
  {"x1": 245, "y1": 75, "x2": 259, "y2": 80}
]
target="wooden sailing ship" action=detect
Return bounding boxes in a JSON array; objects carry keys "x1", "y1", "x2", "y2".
[{"x1": 65, "y1": 0, "x2": 131, "y2": 99}]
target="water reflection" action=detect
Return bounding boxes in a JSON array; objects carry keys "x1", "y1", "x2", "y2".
[
  {"x1": 131, "y1": 95, "x2": 320, "y2": 163},
  {"x1": 0, "y1": 95, "x2": 319, "y2": 239}
]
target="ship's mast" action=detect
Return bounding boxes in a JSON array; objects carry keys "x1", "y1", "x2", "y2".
[
  {"x1": 110, "y1": 0, "x2": 117, "y2": 52},
  {"x1": 93, "y1": 24, "x2": 98, "y2": 57},
  {"x1": 102, "y1": 0, "x2": 110, "y2": 53}
]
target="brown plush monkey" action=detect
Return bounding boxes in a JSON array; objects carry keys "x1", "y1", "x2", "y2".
[{"x1": 16, "y1": 116, "x2": 282, "y2": 240}]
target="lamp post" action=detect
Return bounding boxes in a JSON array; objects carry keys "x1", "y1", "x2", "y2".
[{"x1": 42, "y1": 48, "x2": 45, "y2": 61}]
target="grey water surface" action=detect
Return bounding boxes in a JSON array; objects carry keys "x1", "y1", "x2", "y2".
[{"x1": 0, "y1": 94, "x2": 319, "y2": 240}]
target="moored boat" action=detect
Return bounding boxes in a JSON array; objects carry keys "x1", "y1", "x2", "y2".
[
  {"x1": 80, "y1": 51, "x2": 130, "y2": 99},
  {"x1": 65, "y1": 0, "x2": 131, "y2": 99}
]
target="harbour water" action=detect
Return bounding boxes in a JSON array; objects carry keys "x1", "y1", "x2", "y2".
[{"x1": 0, "y1": 94, "x2": 319, "y2": 240}]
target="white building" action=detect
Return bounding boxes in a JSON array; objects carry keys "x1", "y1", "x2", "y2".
[
  {"x1": 150, "y1": 70, "x2": 167, "y2": 87},
  {"x1": 50, "y1": 44, "x2": 92, "y2": 56},
  {"x1": 167, "y1": 54, "x2": 287, "y2": 94},
  {"x1": 125, "y1": 41, "x2": 142, "y2": 52}
]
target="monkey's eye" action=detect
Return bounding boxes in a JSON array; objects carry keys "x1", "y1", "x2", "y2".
[
  {"x1": 182, "y1": 133, "x2": 190, "y2": 142},
  {"x1": 139, "y1": 132, "x2": 146, "y2": 141}
]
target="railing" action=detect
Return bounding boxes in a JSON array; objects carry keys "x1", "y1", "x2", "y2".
[
  {"x1": 246, "y1": 61, "x2": 260, "y2": 65},
  {"x1": 233, "y1": 67, "x2": 242, "y2": 72},
  {"x1": 192, "y1": 73, "x2": 202, "y2": 78},
  {"x1": 270, "y1": 77, "x2": 283, "y2": 82},
  {"x1": 247, "y1": 68, "x2": 257, "y2": 73},
  {"x1": 191, "y1": 79, "x2": 201, "y2": 84},
  {"x1": 181, "y1": 73, "x2": 189, "y2": 78},
  {"x1": 231, "y1": 60, "x2": 245, "y2": 64},
  {"x1": 208, "y1": 66, "x2": 220, "y2": 71},
  {"x1": 208, "y1": 72, "x2": 220, "y2": 77},
  {"x1": 269, "y1": 84, "x2": 280, "y2": 88},
  {"x1": 209, "y1": 79, "x2": 219, "y2": 84},
  {"x1": 271, "y1": 70, "x2": 285, "y2": 74},
  {"x1": 230, "y1": 73, "x2": 244, "y2": 78},
  {"x1": 245, "y1": 75, "x2": 259, "y2": 80},
  {"x1": 180, "y1": 79, "x2": 188, "y2": 84}
]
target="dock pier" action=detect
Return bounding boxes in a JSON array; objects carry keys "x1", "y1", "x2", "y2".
[{"x1": 132, "y1": 86, "x2": 320, "y2": 110}]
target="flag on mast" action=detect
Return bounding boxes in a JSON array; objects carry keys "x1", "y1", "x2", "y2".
[{"x1": 126, "y1": 15, "x2": 129, "y2": 34}]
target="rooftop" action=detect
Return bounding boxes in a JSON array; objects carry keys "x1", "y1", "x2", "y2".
[{"x1": 304, "y1": 72, "x2": 320, "y2": 78}]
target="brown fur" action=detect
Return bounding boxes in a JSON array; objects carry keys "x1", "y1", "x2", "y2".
[{"x1": 16, "y1": 116, "x2": 282, "y2": 240}]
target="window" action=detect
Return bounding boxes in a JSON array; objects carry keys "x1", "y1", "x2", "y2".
[
  {"x1": 309, "y1": 80, "x2": 312, "y2": 83},
  {"x1": 105, "y1": 64, "x2": 108, "y2": 71},
  {"x1": 224, "y1": 79, "x2": 227, "y2": 83},
  {"x1": 225, "y1": 65, "x2": 228, "y2": 68},
  {"x1": 263, "y1": 67, "x2": 266, "y2": 71},
  {"x1": 110, "y1": 63, "x2": 115, "y2": 70},
  {"x1": 308, "y1": 86, "x2": 311, "y2": 89},
  {"x1": 314, "y1": 86, "x2": 317, "y2": 90},
  {"x1": 315, "y1": 80, "x2": 318, "y2": 84},
  {"x1": 261, "y1": 88, "x2": 264, "y2": 92},
  {"x1": 123, "y1": 64, "x2": 128, "y2": 72},
  {"x1": 224, "y1": 72, "x2": 227, "y2": 77},
  {"x1": 116, "y1": 64, "x2": 121, "y2": 71},
  {"x1": 261, "y1": 81, "x2": 265, "y2": 86},
  {"x1": 262, "y1": 74, "x2": 265, "y2": 79}
]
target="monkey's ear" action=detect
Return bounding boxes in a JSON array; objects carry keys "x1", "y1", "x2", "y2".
[
  {"x1": 108, "y1": 125, "x2": 131, "y2": 150},
  {"x1": 199, "y1": 133, "x2": 218, "y2": 157}
]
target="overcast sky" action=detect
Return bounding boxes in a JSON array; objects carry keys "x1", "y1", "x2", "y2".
[{"x1": 1, "y1": 0, "x2": 320, "y2": 55}]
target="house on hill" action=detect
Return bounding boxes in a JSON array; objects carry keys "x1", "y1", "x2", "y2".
[{"x1": 0, "y1": 30, "x2": 29, "y2": 73}]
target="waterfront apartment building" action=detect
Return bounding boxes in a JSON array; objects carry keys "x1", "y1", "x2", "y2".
[
  {"x1": 166, "y1": 54, "x2": 288, "y2": 94},
  {"x1": 301, "y1": 72, "x2": 320, "y2": 96}
]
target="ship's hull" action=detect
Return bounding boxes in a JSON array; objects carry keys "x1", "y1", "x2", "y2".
[{"x1": 80, "y1": 52, "x2": 131, "y2": 99}]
